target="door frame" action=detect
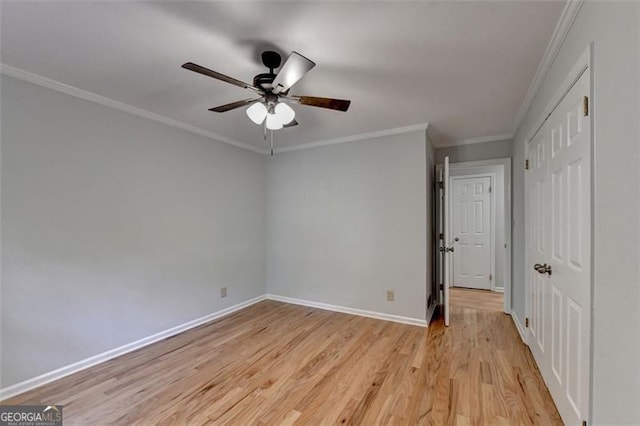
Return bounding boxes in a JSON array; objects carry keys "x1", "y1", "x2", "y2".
[
  {"x1": 522, "y1": 45, "x2": 593, "y2": 424},
  {"x1": 449, "y1": 173, "x2": 496, "y2": 292},
  {"x1": 435, "y1": 157, "x2": 512, "y2": 313}
]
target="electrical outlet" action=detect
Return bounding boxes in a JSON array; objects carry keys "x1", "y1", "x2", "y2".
[
  {"x1": 221, "y1": 287, "x2": 227, "y2": 298},
  {"x1": 386, "y1": 290, "x2": 394, "y2": 301}
]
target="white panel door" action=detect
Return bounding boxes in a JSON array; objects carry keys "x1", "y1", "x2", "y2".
[
  {"x1": 443, "y1": 157, "x2": 451, "y2": 327},
  {"x1": 545, "y1": 69, "x2": 591, "y2": 425},
  {"x1": 526, "y1": 69, "x2": 591, "y2": 425},
  {"x1": 452, "y1": 176, "x2": 491, "y2": 290}
]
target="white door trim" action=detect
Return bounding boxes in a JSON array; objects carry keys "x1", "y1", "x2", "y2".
[
  {"x1": 523, "y1": 47, "x2": 591, "y2": 147},
  {"x1": 438, "y1": 157, "x2": 512, "y2": 313},
  {"x1": 449, "y1": 173, "x2": 496, "y2": 292}
]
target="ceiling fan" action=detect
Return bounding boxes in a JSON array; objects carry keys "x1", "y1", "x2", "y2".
[{"x1": 182, "y1": 50, "x2": 351, "y2": 131}]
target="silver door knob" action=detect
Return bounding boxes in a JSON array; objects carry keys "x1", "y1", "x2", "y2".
[
  {"x1": 534, "y1": 263, "x2": 552, "y2": 275},
  {"x1": 539, "y1": 264, "x2": 552, "y2": 275}
]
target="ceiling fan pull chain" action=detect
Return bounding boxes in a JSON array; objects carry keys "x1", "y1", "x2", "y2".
[{"x1": 270, "y1": 130, "x2": 274, "y2": 156}]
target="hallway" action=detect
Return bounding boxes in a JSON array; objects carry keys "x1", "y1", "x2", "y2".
[
  {"x1": 435, "y1": 287, "x2": 561, "y2": 424},
  {"x1": 450, "y1": 287, "x2": 504, "y2": 312}
]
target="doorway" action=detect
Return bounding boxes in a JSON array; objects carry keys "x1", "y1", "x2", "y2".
[{"x1": 435, "y1": 158, "x2": 512, "y2": 315}]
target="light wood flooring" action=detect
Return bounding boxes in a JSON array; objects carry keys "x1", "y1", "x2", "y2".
[
  {"x1": 4, "y1": 294, "x2": 561, "y2": 425},
  {"x1": 451, "y1": 286, "x2": 504, "y2": 312}
]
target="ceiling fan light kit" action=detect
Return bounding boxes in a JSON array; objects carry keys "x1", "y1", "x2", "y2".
[{"x1": 245, "y1": 99, "x2": 296, "y2": 130}]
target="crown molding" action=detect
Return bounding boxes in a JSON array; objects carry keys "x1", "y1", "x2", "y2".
[
  {"x1": 0, "y1": 64, "x2": 268, "y2": 154},
  {"x1": 435, "y1": 133, "x2": 513, "y2": 148},
  {"x1": 511, "y1": 0, "x2": 585, "y2": 134},
  {"x1": 274, "y1": 122, "x2": 430, "y2": 153},
  {"x1": 1, "y1": 64, "x2": 427, "y2": 156}
]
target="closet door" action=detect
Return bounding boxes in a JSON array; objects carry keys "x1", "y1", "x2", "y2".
[
  {"x1": 526, "y1": 68, "x2": 591, "y2": 425},
  {"x1": 545, "y1": 69, "x2": 591, "y2": 426}
]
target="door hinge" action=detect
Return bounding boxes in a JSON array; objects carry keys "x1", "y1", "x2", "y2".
[
  {"x1": 525, "y1": 159, "x2": 530, "y2": 170},
  {"x1": 439, "y1": 233, "x2": 444, "y2": 240},
  {"x1": 488, "y1": 185, "x2": 492, "y2": 193},
  {"x1": 583, "y1": 96, "x2": 589, "y2": 116},
  {"x1": 525, "y1": 318, "x2": 529, "y2": 328},
  {"x1": 489, "y1": 274, "x2": 492, "y2": 281}
]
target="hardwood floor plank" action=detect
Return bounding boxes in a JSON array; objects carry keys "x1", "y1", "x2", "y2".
[{"x1": 2, "y1": 291, "x2": 562, "y2": 425}]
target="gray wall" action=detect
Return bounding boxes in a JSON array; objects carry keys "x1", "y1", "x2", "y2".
[
  {"x1": 0, "y1": 75, "x2": 266, "y2": 387},
  {"x1": 0, "y1": 74, "x2": 436, "y2": 391},
  {"x1": 435, "y1": 138, "x2": 512, "y2": 164},
  {"x1": 266, "y1": 131, "x2": 429, "y2": 321},
  {"x1": 512, "y1": 2, "x2": 640, "y2": 423}
]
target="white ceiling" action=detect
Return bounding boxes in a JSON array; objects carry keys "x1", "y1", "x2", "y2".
[{"x1": 0, "y1": 1, "x2": 564, "y2": 151}]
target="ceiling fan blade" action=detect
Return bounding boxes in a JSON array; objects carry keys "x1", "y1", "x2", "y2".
[
  {"x1": 293, "y1": 96, "x2": 351, "y2": 112},
  {"x1": 182, "y1": 62, "x2": 261, "y2": 93},
  {"x1": 271, "y1": 52, "x2": 316, "y2": 94},
  {"x1": 208, "y1": 98, "x2": 261, "y2": 113},
  {"x1": 283, "y1": 119, "x2": 299, "y2": 128}
]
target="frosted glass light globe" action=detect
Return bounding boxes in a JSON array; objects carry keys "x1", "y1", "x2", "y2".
[
  {"x1": 274, "y1": 102, "x2": 295, "y2": 125},
  {"x1": 266, "y1": 113, "x2": 284, "y2": 130},
  {"x1": 246, "y1": 102, "x2": 267, "y2": 125}
]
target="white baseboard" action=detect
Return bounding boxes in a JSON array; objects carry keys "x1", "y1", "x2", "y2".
[
  {"x1": 266, "y1": 294, "x2": 428, "y2": 328},
  {"x1": 511, "y1": 311, "x2": 528, "y2": 344},
  {"x1": 1, "y1": 293, "x2": 429, "y2": 400},
  {"x1": 425, "y1": 302, "x2": 437, "y2": 325},
  {"x1": 0, "y1": 295, "x2": 266, "y2": 401}
]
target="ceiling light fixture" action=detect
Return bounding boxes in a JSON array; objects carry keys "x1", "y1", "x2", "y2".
[{"x1": 246, "y1": 101, "x2": 295, "y2": 130}]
